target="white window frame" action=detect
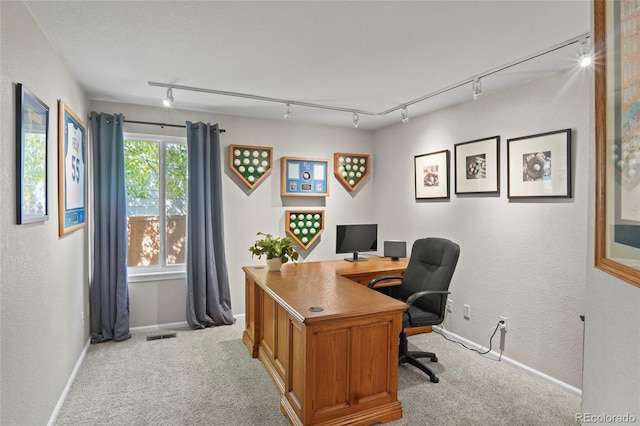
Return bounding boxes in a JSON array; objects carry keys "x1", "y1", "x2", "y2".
[{"x1": 124, "y1": 132, "x2": 187, "y2": 282}]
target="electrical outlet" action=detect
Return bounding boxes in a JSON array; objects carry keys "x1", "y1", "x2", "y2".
[
  {"x1": 463, "y1": 304, "x2": 471, "y2": 319},
  {"x1": 446, "y1": 299, "x2": 453, "y2": 313},
  {"x1": 499, "y1": 316, "x2": 507, "y2": 330}
]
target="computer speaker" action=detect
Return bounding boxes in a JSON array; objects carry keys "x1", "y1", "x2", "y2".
[{"x1": 384, "y1": 240, "x2": 406, "y2": 260}]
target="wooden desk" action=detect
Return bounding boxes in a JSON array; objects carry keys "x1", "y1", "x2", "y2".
[{"x1": 243, "y1": 258, "x2": 409, "y2": 426}]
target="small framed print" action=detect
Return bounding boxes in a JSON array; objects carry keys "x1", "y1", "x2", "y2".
[
  {"x1": 507, "y1": 129, "x2": 571, "y2": 199},
  {"x1": 280, "y1": 157, "x2": 329, "y2": 197},
  {"x1": 16, "y1": 84, "x2": 49, "y2": 224},
  {"x1": 454, "y1": 136, "x2": 500, "y2": 194},
  {"x1": 229, "y1": 144, "x2": 273, "y2": 189},
  {"x1": 58, "y1": 100, "x2": 87, "y2": 236},
  {"x1": 334, "y1": 152, "x2": 370, "y2": 192},
  {"x1": 285, "y1": 210, "x2": 324, "y2": 249},
  {"x1": 414, "y1": 149, "x2": 450, "y2": 200}
]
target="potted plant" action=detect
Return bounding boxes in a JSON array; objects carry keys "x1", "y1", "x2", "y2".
[{"x1": 249, "y1": 232, "x2": 299, "y2": 271}]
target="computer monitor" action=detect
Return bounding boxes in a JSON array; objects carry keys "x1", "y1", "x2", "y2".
[{"x1": 336, "y1": 224, "x2": 378, "y2": 262}]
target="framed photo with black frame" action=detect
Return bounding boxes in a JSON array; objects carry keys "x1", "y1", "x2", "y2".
[
  {"x1": 507, "y1": 129, "x2": 571, "y2": 199},
  {"x1": 594, "y1": 0, "x2": 640, "y2": 287},
  {"x1": 58, "y1": 100, "x2": 87, "y2": 236},
  {"x1": 454, "y1": 136, "x2": 500, "y2": 195},
  {"x1": 16, "y1": 83, "x2": 50, "y2": 224},
  {"x1": 414, "y1": 149, "x2": 450, "y2": 200}
]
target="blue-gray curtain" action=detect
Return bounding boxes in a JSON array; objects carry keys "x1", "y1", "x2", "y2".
[
  {"x1": 90, "y1": 112, "x2": 130, "y2": 343},
  {"x1": 185, "y1": 122, "x2": 235, "y2": 328}
]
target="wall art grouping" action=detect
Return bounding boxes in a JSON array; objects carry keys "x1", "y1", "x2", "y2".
[
  {"x1": 416, "y1": 129, "x2": 571, "y2": 201},
  {"x1": 15, "y1": 83, "x2": 87, "y2": 236}
]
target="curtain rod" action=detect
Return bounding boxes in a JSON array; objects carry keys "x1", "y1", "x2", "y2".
[{"x1": 124, "y1": 119, "x2": 226, "y2": 133}]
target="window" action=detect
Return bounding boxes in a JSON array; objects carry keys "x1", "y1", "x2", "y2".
[{"x1": 124, "y1": 133, "x2": 188, "y2": 275}]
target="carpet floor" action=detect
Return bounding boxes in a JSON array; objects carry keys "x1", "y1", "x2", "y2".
[{"x1": 54, "y1": 318, "x2": 580, "y2": 425}]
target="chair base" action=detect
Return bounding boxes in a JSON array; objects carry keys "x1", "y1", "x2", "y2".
[{"x1": 399, "y1": 350, "x2": 439, "y2": 383}]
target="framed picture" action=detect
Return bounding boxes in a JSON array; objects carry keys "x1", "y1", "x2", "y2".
[
  {"x1": 285, "y1": 210, "x2": 324, "y2": 249},
  {"x1": 414, "y1": 149, "x2": 450, "y2": 200},
  {"x1": 506, "y1": 129, "x2": 571, "y2": 199},
  {"x1": 454, "y1": 136, "x2": 500, "y2": 194},
  {"x1": 229, "y1": 144, "x2": 273, "y2": 189},
  {"x1": 594, "y1": 0, "x2": 640, "y2": 287},
  {"x1": 334, "y1": 152, "x2": 371, "y2": 192},
  {"x1": 16, "y1": 84, "x2": 49, "y2": 224},
  {"x1": 280, "y1": 157, "x2": 330, "y2": 197},
  {"x1": 58, "y1": 100, "x2": 87, "y2": 236}
]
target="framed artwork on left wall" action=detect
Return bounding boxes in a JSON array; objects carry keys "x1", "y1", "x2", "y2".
[
  {"x1": 58, "y1": 100, "x2": 87, "y2": 236},
  {"x1": 16, "y1": 83, "x2": 50, "y2": 224}
]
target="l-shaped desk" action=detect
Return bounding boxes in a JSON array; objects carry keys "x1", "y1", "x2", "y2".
[{"x1": 242, "y1": 257, "x2": 409, "y2": 426}]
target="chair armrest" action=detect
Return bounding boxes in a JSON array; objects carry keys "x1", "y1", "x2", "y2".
[
  {"x1": 367, "y1": 276, "x2": 404, "y2": 288},
  {"x1": 405, "y1": 290, "x2": 450, "y2": 307}
]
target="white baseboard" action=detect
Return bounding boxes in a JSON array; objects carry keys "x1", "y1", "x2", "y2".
[
  {"x1": 47, "y1": 338, "x2": 91, "y2": 426},
  {"x1": 433, "y1": 325, "x2": 582, "y2": 397}
]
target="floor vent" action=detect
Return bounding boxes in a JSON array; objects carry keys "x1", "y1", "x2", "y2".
[{"x1": 146, "y1": 332, "x2": 177, "y2": 341}]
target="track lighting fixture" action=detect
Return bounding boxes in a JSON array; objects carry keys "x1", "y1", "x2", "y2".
[
  {"x1": 150, "y1": 31, "x2": 590, "y2": 127},
  {"x1": 578, "y1": 38, "x2": 592, "y2": 67},
  {"x1": 400, "y1": 107, "x2": 409, "y2": 124},
  {"x1": 162, "y1": 87, "x2": 174, "y2": 107},
  {"x1": 472, "y1": 78, "x2": 482, "y2": 100}
]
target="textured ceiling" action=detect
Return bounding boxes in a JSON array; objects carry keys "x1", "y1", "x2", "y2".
[{"x1": 24, "y1": 0, "x2": 592, "y2": 130}]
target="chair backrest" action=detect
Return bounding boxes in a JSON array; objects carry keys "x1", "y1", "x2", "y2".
[{"x1": 399, "y1": 237, "x2": 460, "y2": 317}]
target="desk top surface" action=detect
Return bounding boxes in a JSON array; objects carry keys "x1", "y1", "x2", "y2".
[{"x1": 243, "y1": 257, "x2": 409, "y2": 324}]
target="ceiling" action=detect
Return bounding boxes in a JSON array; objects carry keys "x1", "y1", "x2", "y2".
[{"x1": 24, "y1": 1, "x2": 592, "y2": 130}]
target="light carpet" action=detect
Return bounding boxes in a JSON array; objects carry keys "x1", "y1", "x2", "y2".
[{"x1": 54, "y1": 318, "x2": 580, "y2": 425}]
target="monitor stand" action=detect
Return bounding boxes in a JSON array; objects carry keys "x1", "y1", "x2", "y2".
[{"x1": 345, "y1": 252, "x2": 367, "y2": 262}]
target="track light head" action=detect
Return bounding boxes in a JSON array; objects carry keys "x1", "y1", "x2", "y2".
[
  {"x1": 352, "y1": 112, "x2": 359, "y2": 128},
  {"x1": 284, "y1": 103, "x2": 292, "y2": 119},
  {"x1": 162, "y1": 87, "x2": 174, "y2": 107},
  {"x1": 472, "y1": 78, "x2": 482, "y2": 100},
  {"x1": 578, "y1": 38, "x2": 592, "y2": 67},
  {"x1": 400, "y1": 107, "x2": 409, "y2": 124}
]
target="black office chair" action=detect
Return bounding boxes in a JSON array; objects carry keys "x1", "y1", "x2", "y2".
[{"x1": 368, "y1": 237, "x2": 460, "y2": 383}]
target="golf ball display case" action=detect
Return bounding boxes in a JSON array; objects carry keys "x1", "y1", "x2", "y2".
[
  {"x1": 285, "y1": 210, "x2": 324, "y2": 249},
  {"x1": 334, "y1": 152, "x2": 370, "y2": 192},
  {"x1": 229, "y1": 144, "x2": 273, "y2": 189}
]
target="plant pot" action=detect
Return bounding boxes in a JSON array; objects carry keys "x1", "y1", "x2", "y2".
[{"x1": 266, "y1": 258, "x2": 283, "y2": 271}]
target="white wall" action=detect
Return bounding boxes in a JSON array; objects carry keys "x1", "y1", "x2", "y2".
[
  {"x1": 373, "y1": 68, "x2": 592, "y2": 390},
  {"x1": 0, "y1": 2, "x2": 89, "y2": 424},
  {"x1": 91, "y1": 100, "x2": 377, "y2": 327}
]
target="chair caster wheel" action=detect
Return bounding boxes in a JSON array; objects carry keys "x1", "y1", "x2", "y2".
[
  {"x1": 431, "y1": 376, "x2": 439, "y2": 383},
  {"x1": 432, "y1": 356, "x2": 438, "y2": 362}
]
